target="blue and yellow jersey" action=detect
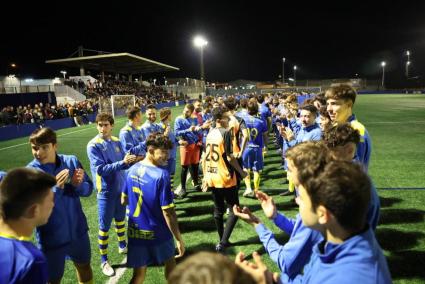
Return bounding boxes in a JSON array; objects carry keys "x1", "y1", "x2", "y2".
[
  {"x1": 259, "y1": 103, "x2": 272, "y2": 123},
  {"x1": 0, "y1": 234, "x2": 48, "y2": 284},
  {"x1": 87, "y1": 135, "x2": 129, "y2": 198},
  {"x1": 174, "y1": 115, "x2": 199, "y2": 145},
  {"x1": 124, "y1": 163, "x2": 174, "y2": 245},
  {"x1": 141, "y1": 121, "x2": 163, "y2": 140},
  {"x1": 158, "y1": 121, "x2": 178, "y2": 159},
  {"x1": 245, "y1": 114, "x2": 268, "y2": 148},
  {"x1": 119, "y1": 122, "x2": 146, "y2": 157},
  {"x1": 27, "y1": 154, "x2": 93, "y2": 250},
  {"x1": 348, "y1": 114, "x2": 372, "y2": 171}
]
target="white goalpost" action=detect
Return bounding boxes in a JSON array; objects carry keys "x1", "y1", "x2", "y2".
[{"x1": 99, "y1": 95, "x2": 136, "y2": 118}]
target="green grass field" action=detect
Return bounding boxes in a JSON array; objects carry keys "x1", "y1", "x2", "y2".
[{"x1": 0, "y1": 94, "x2": 424, "y2": 283}]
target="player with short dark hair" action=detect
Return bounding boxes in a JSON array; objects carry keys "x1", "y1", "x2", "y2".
[
  {"x1": 28, "y1": 127, "x2": 94, "y2": 284},
  {"x1": 119, "y1": 106, "x2": 146, "y2": 160},
  {"x1": 87, "y1": 113, "x2": 137, "y2": 276},
  {"x1": 242, "y1": 100, "x2": 268, "y2": 197},
  {"x1": 0, "y1": 168, "x2": 55, "y2": 284},
  {"x1": 123, "y1": 133, "x2": 185, "y2": 283},
  {"x1": 202, "y1": 106, "x2": 247, "y2": 252}
]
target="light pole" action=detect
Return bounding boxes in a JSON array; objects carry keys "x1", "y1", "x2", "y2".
[
  {"x1": 193, "y1": 35, "x2": 208, "y2": 81},
  {"x1": 405, "y1": 50, "x2": 411, "y2": 78},
  {"x1": 60, "y1": 70, "x2": 67, "y2": 79},
  {"x1": 381, "y1": 61, "x2": 386, "y2": 89},
  {"x1": 282, "y1": 57, "x2": 286, "y2": 84},
  {"x1": 293, "y1": 65, "x2": 297, "y2": 86}
]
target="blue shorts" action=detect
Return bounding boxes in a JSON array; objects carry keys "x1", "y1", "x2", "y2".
[
  {"x1": 98, "y1": 194, "x2": 126, "y2": 231},
  {"x1": 43, "y1": 233, "x2": 91, "y2": 281},
  {"x1": 242, "y1": 147, "x2": 264, "y2": 171},
  {"x1": 127, "y1": 238, "x2": 175, "y2": 268}
]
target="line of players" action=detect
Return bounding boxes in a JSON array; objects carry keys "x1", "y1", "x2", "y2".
[{"x1": 0, "y1": 84, "x2": 391, "y2": 283}]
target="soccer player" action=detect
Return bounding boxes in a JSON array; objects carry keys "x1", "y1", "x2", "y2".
[
  {"x1": 257, "y1": 94, "x2": 272, "y2": 129},
  {"x1": 297, "y1": 161, "x2": 391, "y2": 283},
  {"x1": 123, "y1": 133, "x2": 185, "y2": 283},
  {"x1": 174, "y1": 103, "x2": 203, "y2": 198},
  {"x1": 202, "y1": 106, "x2": 247, "y2": 252},
  {"x1": 0, "y1": 168, "x2": 55, "y2": 284},
  {"x1": 159, "y1": 107, "x2": 184, "y2": 188},
  {"x1": 27, "y1": 127, "x2": 94, "y2": 284},
  {"x1": 141, "y1": 104, "x2": 163, "y2": 139},
  {"x1": 325, "y1": 84, "x2": 372, "y2": 170},
  {"x1": 323, "y1": 123, "x2": 380, "y2": 229},
  {"x1": 87, "y1": 113, "x2": 137, "y2": 276},
  {"x1": 119, "y1": 106, "x2": 146, "y2": 159},
  {"x1": 242, "y1": 100, "x2": 268, "y2": 197}
]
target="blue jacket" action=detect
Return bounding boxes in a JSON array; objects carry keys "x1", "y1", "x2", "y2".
[
  {"x1": 348, "y1": 114, "x2": 372, "y2": 171},
  {"x1": 259, "y1": 103, "x2": 272, "y2": 124},
  {"x1": 174, "y1": 115, "x2": 200, "y2": 145},
  {"x1": 27, "y1": 154, "x2": 93, "y2": 250},
  {"x1": 141, "y1": 121, "x2": 163, "y2": 139},
  {"x1": 298, "y1": 227, "x2": 392, "y2": 284},
  {"x1": 119, "y1": 122, "x2": 146, "y2": 157},
  {"x1": 256, "y1": 214, "x2": 322, "y2": 281},
  {"x1": 87, "y1": 135, "x2": 130, "y2": 199},
  {"x1": 159, "y1": 121, "x2": 178, "y2": 160},
  {"x1": 285, "y1": 123, "x2": 322, "y2": 148}
]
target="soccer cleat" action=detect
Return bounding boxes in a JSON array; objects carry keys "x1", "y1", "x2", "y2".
[
  {"x1": 243, "y1": 189, "x2": 255, "y2": 198},
  {"x1": 215, "y1": 243, "x2": 225, "y2": 254},
  {"x1": 118, "y1": 246, "x2": 127, "y2": 254},
  {"x1": 101, "y1": 261, "x2": 115, "y2": 277},
  {"x1": 174, "y1": 189, "x2": 187, "y2": 199}
]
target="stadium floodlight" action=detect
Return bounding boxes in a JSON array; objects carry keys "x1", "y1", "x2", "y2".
[
  {"x1": 288, "y1": 78, "x2": 294, "y2": 82},
  {"x1": 405, "y1": 51, "x2": 411, "y2": 78},
  {"x1": 193, "y1": 35, "x2": 208, "y2": 81},
  {"x1": 293, "y1": 65, "x2": 297, "y2": 86},
  {"x1": 24, "y1": 78, "x2": 34, "y2": 82},
  {"x1": 60, "y1": 70, "x2": 67, "y2": 79},
  {"x1": 282, "y1": 57, "x2": 286, "y2": 84},
  {"x1": 10, "y1": 63, "x2": 16, "y2": 68},
  {"x1": 381, "y1": 61, "x2": 386, "y2": 88}
]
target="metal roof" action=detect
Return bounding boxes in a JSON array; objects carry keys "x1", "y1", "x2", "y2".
[{"x1": 46, "y1": 52, "x2": 179, "y2": 74}]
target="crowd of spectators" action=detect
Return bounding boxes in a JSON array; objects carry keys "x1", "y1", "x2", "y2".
[
  {"x1": 65, "y1": 78, "x2": 176, "y2": 105},
  {"x1": 0, "y1": 100, "x2": 98, "y2": 127}
]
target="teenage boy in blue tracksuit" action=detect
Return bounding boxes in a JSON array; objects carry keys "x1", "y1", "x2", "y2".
[
  {"x1": 27, "y1": 127, "x2": 94, "y2": 284},
  {"x1": 87, "y1": 113, "x2": 137, "y2": 277}
]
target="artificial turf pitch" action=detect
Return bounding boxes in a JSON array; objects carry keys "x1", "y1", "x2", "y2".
[{"x1": 0, "y1": 94, "x2": 424, "y2": 283}]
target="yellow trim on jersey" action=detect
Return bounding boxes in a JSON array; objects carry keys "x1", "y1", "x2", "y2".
[
  {"x1": 161, "y1": 203, "x2": 175, "y2": 210},
  {"x1": 350, "y1": 120, "x2": 366, "y2": 142},
  {"x1": 111, "y1": 136, "x2": 120, "y2": 142},
  {"x1": 98, "y1": 230, "x2": 109, "y2": 236},
  {"x1": 99, "y1": 249, "x2": 108, "y2": 255},
  {"x1": 117, "y1": 235, "x2": 126, "y2": 242},
  {"x1": 98, "y1": 239, "x2": 108, "y2": 245},
  {"x1": 0, "y1": 233, "x2": 31, "y2": 242},
  {"x1": 96, "y1": 174, "x2": 102, "y2": 193},
  {"x1": 123, "y1": 126, "x2": 132, "y2": 132}
]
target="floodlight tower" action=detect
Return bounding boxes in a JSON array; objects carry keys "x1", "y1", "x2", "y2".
[
  {"x1": 405, "y1": 50, "x2": 411, "y2": 78},
  {"x1": 282, "y1": 57, "x2": 286, "y2": 84},
  {"x1": 193, "y1": 35, "x2": 208, "y2": 81},
  {"x1": 293, "y1": 65, "x2": 297, "y2": 86},
  {"x1": 381, "y1": 61, "x2": 386, "y2": 88}
]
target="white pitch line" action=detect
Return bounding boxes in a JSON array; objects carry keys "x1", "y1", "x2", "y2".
[
  {"x1": 0, "y1": 118, "x2": 127, "y2": 152},
  {"x1": 106, "y1": 256, "x2": 128, "y2": 284}
]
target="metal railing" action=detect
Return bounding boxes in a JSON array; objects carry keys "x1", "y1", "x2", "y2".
[{"x1": 0, "y1": 85, "x2": 54, "y2": 94}]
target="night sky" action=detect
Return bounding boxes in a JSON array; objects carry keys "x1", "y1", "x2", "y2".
[{"x1": 2, "y1": 1, "x2": 425, "y2": 87}]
